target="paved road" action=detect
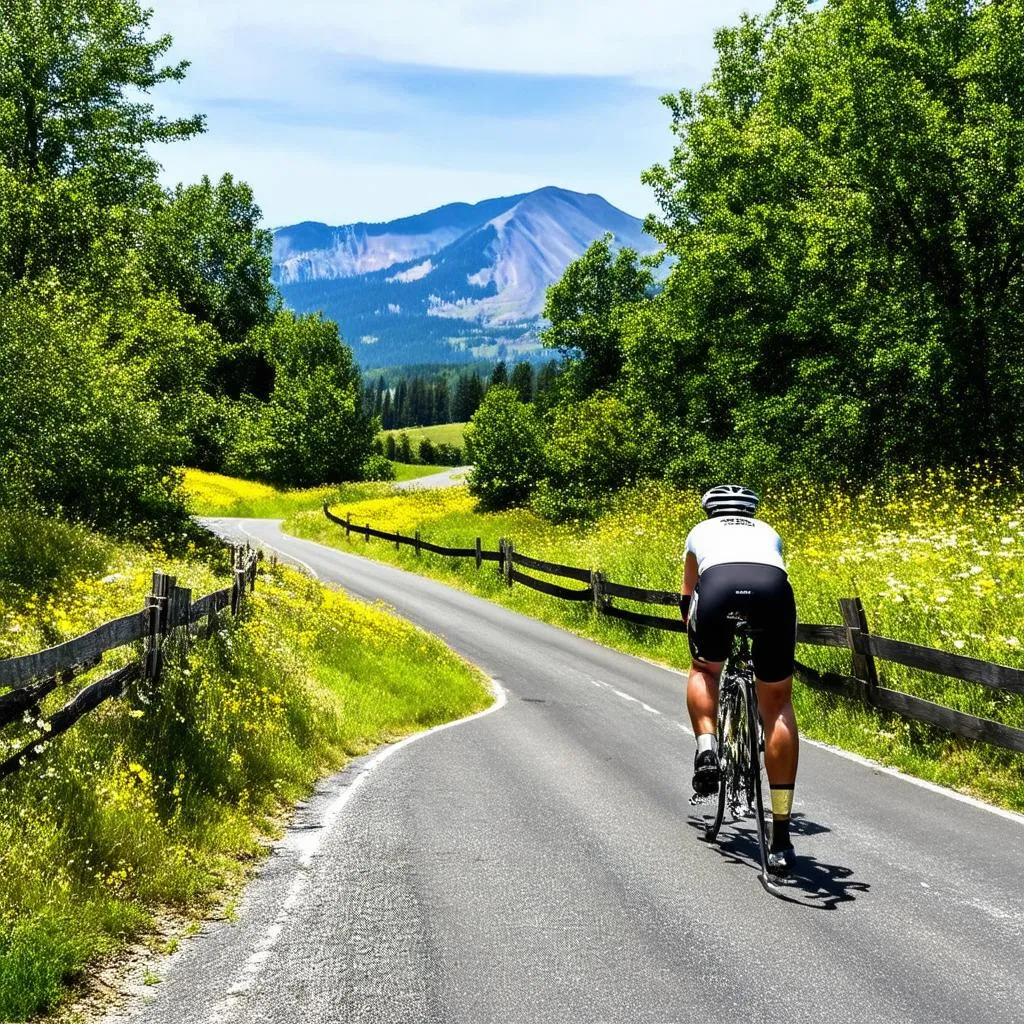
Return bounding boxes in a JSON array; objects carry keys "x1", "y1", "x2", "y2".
[
  {"x1": 393, "y1": 466, "x2": 471, "y2": 490},
  {"x1": 109, "y1": 519, "x2": 1024, "y2": 1024}
]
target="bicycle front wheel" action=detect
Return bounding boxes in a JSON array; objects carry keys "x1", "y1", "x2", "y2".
[{"x1": 702, "y1": 677, "x2": 741, "y2": 840}]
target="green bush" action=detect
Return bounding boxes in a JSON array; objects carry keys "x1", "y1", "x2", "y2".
[
  {"x1": 464, "y1": 387, "x2": 545, "y2": 510},
  {"x1": 434, "y1": 443, "x2": 463, "y2": 466},
  {"x1": 532, "y1": 393, "x2": 655, "y2": 522},
  {"x1": 360, "y1": 454, "x2": 396, "y2": 481},
  {"x1": 418, "y1": 438, "x2": 436, "y2": 464}
]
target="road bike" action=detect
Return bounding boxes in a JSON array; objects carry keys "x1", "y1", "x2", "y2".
[{"x1": 692, "y1": 618, "x2": 781, "y2": 895}]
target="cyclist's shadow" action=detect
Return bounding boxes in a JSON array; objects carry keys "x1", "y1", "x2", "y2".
[{"x1": 687, "y1": 812, "x2": 871, "y2": 909}]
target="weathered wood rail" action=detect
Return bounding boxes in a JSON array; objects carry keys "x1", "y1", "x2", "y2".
[
  {"x1": 0, "y1": 547, "x2": 260, "y2": 781},
  {"x1": 324, "y1": 504, "x2": 1024, "y2": 754}
]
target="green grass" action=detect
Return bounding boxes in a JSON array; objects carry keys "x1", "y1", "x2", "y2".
[
  {"x1": 381, "y1": 422, "x2": 467, "y2": 448},
  {"x1": 181, "y1": 466, "x2": 455, "y2": 518},
  {"x1": 0, "y1": 539, "x2": 490, "y2": 1021},
  {"x1": 284, "y1": 474, "x2": 1024, "y2": 812},
  {"x1": 392, "y1": 462, "x2": 452, "y2": 482}
]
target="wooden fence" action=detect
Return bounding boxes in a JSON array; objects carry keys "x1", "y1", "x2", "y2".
[
  {"x1": 0, "y1": 547, "x2": 260, "y2": 781},
  {"x1": 324, "y1": 504, "x2": 1024, "y2": 755}
]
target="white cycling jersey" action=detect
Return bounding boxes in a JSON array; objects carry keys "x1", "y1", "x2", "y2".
[{"x1": 684, "y1": 516, "x2": 787, "y2": 575}]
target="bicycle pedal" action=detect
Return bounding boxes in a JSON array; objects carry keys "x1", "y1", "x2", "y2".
[{"x1": 689, "y1": 794, "x2": 715, "y2": 806}]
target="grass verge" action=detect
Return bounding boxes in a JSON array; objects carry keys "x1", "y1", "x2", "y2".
[
  {"x1": 381, "y1": 422, "x2": 467, "y2": 448},
  {"x1": 284, "y1": 474, "x2": 1024, "y2": 812},
  {"x1": 0, "y1": 534, "x2": 489, "y2": 1021},
  {"x1": 180, "y1": 467, "x2": 452, "y2": 518}
]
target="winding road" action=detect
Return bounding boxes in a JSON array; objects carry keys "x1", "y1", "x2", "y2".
[{"x1": 105, "y1": 518, "x2": 1024, "y2": 1024}]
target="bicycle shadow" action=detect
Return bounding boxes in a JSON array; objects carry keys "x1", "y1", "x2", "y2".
[{"x1": 686, "y1": 812, "x2": 871, "y2": 909}]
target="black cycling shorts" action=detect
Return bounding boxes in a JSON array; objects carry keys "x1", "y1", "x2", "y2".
[{"x1": 687, "y1": 562, "x2": 797, "y2": 683}]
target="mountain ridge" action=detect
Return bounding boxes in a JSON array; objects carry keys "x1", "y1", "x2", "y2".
[{"x1": 272, "y1": 186, "x2": 657, "y2": 367}]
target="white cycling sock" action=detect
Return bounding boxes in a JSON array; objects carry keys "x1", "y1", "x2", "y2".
[{"x1": 696, "y1": 733, "x2": 718, "y2": 756}]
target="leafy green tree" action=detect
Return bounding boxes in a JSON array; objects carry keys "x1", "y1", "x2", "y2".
[
  {"x1": 144, "y1": 174, "x2": 276, "y2": 346},
  {"x1": 0, "y1": 279, "x2": 188, "y2": 532},
  {"x1": 464, "y1": 387, "x2": 546, "y2": 510},
  {"x1": 532, "y1": 393, "x2": 657, "y2": 522},
  {"x1": 385, "y1": 433, "x2": 397, "y2": 460},
  {"x1": 542, "y1": 234, "x2": 653, "y2": 399},
  {"x1": 223, "y1": 312, "x2": 375, "y2": 487},
  {"x1": 0, "y1": 0, "x2": 203, "y2": 201},
  {"x1": 418, "y1": 438, "x2": 436, "y2": 465},
  {"x1": 397, "y1": 432, "x2": 413, "y2": 463},
  {"x1": 636, "y1": 0, "x2": 1024, "y2": 485},
  {"x1": 510, "y1": 361, "x2": 534, "y2": 403}
]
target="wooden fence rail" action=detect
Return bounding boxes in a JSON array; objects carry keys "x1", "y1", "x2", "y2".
[
  {"x1": 0, "y1": 547, "x2": 260, "y2": 781},
  {"x1": 323, "y1": 504, "x2": 1024, "y2": 755}
]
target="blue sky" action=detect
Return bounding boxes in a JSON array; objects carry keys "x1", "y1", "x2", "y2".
[{"x1": 149, "y1": 1, "x2": 774, "y2": 228}]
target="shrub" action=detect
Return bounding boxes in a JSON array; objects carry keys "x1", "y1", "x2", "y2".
[
  {"x1": 360, "y1": 454, "x2": 396, "y2": 481},
  {"x1": 464, "y1": 387, "x2": 545, "y2": 510},
  {"x1": 434, "y1": 443, "x2": 463, "y2": 466},
  {"x1": 418, "y1": 438, "x2": 436, "y2": 464},
  {"x1": 396, "y1": 432, "x2": 413, "y2": 463},
  {"x1": 532, "y1": 392, "x2": 656, "y2": 522}
]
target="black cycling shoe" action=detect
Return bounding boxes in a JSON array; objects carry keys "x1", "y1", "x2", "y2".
[
  {"x1": 766, "y1": 845, "x2": 795, "y2": 878},
  {"x1": 691, "y1": 749, "x2": 720, "y2": 797}
]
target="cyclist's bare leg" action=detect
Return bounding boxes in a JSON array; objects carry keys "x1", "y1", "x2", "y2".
[
  {"x1": 686, "y1": 658, "x2": 723, "y2": 736},
  {"x1": 755, "y1": 676, "x2": 798, "y2": 853}
]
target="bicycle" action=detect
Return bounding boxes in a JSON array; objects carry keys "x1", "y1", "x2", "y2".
[{"x1": 691, "y1": 617, "x2": 782, "y2": 895}]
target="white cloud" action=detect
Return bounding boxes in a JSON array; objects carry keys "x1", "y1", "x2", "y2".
[
  {"x1": 145, "y1": 0, "x2": 776, "y2": 226},
  {"x1": 151, "y1": 0, "x2": 769, "y2": 85}
]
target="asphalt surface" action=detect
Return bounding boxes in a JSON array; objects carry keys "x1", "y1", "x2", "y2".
[
  {"x1": 393, "y1": 466, "x2": 471, "y2": 490},
  {"x1": 106, "y1": 519, "x2": 1024, "y2": 1024}
]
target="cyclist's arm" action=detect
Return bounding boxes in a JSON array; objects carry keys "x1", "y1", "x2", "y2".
[{"x1": 681, "y1": 550, "x2": 699, "y2": 597}]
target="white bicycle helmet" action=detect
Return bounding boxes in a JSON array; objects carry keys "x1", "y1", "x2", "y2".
[{"x1": 701, "y1": 483, "x2": 759, "y2": 518}]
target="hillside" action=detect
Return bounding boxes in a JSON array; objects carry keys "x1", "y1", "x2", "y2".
[{"x1": 273, "y1": 187, "x2": 657, "y2": 367}]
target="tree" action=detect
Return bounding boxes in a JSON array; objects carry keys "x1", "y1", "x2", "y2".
[
  {"x1": 223, "y1": 312, "x2": 375, "y2": 486},
  {"x1": 490, "y1": 360, "x2": 508, "y2": 387},
  {"x1": 0, "y1": 0, "x2": 203, "y2": 202},
  {"x1": 144, "y1": 174, "x2": 276, "y2": 347},
  {"x1": 510, "y1": 361, "x2": 534, "y2": 403},
  {"x1": 638, "y1": 0, "x2": 1024, "y2": 485},
  {"x1": 542, "y1": 234, "x2": 653, "y2": 399},
  {"x1": 533, "y1": 393, "x2": 657, "y2": 522},
  {"x1": 451, "y1": 370, "x2": 484, "y2": 421},
  {"x1": 464, "y1": 387, "x2": 546, "y2": 511}
]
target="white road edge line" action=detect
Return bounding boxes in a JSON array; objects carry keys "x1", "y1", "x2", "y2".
[
  {"x1": 235, "y1": 521, "x2": 321, "y2": 580},
  {"x1": 205, "y1": 675, "x2": 508, "y2": 1023},
  {"x1": 799, "y1": 735, "x2": 1024, "y2": 826}
]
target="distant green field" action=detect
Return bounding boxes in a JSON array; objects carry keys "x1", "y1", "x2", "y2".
[
  {"x1": 381, "y1": 422, "x2": 467, "y2": 448},
  {"x1": 392, "y1": 463, "x2": 449, "y2": 481}
]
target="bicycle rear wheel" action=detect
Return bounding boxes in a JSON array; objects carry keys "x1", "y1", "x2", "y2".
[{"x1": 744, "y1": 680, "x2": 773, "y2": 879}]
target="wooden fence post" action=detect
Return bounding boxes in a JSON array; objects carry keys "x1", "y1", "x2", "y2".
[
  {"x1": 365, "y1": 523, "x2": 370, "y2": 544},
  {"x1": 231, "y1": 548, "x2": 248, "y2": 616},
  {"x1": 395, "y1": 531, "x2": 401, "y2": 551},
  {"x1": 839, "y1": 596, "x2": 879, "y2": 702},
  {"x1": 415, "y1": 530, "x2": 421, "y2": 557},
  {"x1": 591, "y1": 570, "x2": 607, "y2": 615},
  {"x1": 346, "y1": 512, "x2": 351, "y2": 539},
  {"x1": 475, "y1": 537, "x2": 482, "y2": 570},
  {"x1": 503, "y1": 540, "x2": 514, "y2": 587},
  {"x1": 144, "y1": 571, "x2": 171, "y2": 682}
]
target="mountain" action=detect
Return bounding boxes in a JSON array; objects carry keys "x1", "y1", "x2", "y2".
[{"x1": 272, "y1": 187, "x2": 657, "y2": 368}]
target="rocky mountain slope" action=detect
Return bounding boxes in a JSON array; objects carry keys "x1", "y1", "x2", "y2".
[{"x1": 273, "y1": 187, "x2": 656, "y2": 367}]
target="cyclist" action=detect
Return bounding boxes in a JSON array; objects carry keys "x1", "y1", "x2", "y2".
[{"x1": 681, "y1": 484, "x2": 799, "y2": 876}]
